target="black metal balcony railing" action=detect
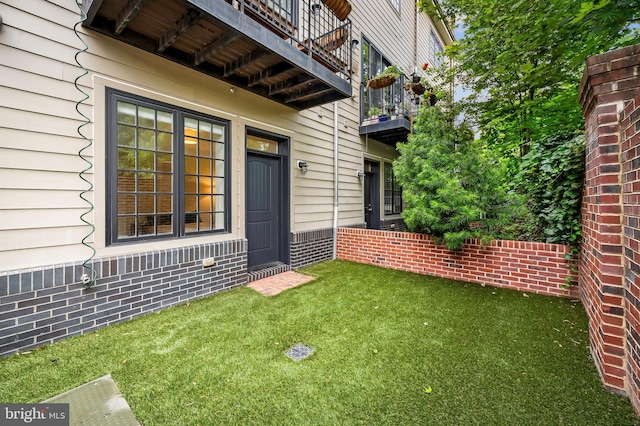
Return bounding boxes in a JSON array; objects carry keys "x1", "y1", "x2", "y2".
[
  {"x1": 361, "y1": 75, "x2": 428, "y2": 123},
  {"x1": 235, "y1": 0, "x2": 353, "y2": 80},
  {"x1": 82, "y1": 0, "x2": 353, "y2": 110},
  {"x1": 236, "y1": 0, "x2": 300, "y2": 39},
  {"x1": 359, "y1": 75, "x2": 434, "y2": 145}
]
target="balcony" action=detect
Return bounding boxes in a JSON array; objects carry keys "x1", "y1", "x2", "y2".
[
  {"x1": 359, "y1": 75, "x2": 434, "y2": 146},
  {"x1": 81, "y1": 0, "x2": 354, "y2": 110}
]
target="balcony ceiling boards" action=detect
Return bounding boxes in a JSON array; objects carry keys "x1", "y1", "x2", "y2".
[{"x1": 82, "y1": 0, "x2": 352, "y2": 110}]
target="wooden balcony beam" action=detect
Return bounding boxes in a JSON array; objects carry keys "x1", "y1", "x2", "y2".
[
  {"x1": 223, "y1": 49, "x2": 272, "y2": 77},
  {"x1": 114, "y1": 0, "x2": 147, "y2": 35},
  {"x1": 269, "y1": 75, "x2": 317, "y2": 95},
  {"x1": 247, "y1": 62, "x2": 293, "y2": 87},
  {"x1": 194, "y1": 31, "x2": 241, "y2": 66},
  {"x1": 157, "y1": 9, "x2": 201, "y2": 52},
  {"x1": 285, "y1": 85, "x2": 333, "y2": 103}
]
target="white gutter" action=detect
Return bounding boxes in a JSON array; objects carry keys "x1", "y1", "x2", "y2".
[{"x1": 332, "y1": 101, "x2": 339, "y2": 259}]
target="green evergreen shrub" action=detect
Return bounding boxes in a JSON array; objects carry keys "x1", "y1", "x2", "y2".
[{"x1": 394, "y1": 98, "x2": 525, "y2": 251}]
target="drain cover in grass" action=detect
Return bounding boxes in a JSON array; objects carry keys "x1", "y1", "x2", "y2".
[{"x1": 285, "y1": 343, "x2": 314, "y2": 361}]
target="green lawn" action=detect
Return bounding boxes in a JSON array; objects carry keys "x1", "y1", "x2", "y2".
[{"x1": 0, "y1": 260, "x2": 637, "y2": 425}]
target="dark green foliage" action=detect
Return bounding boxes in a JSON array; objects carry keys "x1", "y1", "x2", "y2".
[
  {"x1": 574, "y1": 0, "x2": 640, "y2": 48},
  {"x1": 394, "y1": 99, "x2": 524, "y2": 250},
  {"x1": 417, "y1": 0, "x2": 635, "y2": 163},
  {"x1": 515, "y1": 132, "x2": 585, "y2": 246},
  {"x1": 413, "y1": 0, "x2": 637, "y2": 245}
]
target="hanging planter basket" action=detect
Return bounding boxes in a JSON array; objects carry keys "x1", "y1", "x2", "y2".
[
  {"x1": 427, "y1": 92, "x2": 437, "y2": 106},
  {"x1": 409, "y1": 83, "x2": 426, "y2": 95},
  {"x1": 313, "y1": 25, "x2": 349, "y2": 51},
  {"x1": 366, "y1": 75, "x2": 396, "y2": 89},
  {"x1": 321, "y1": 0, "x2": 352, "y2": 21}
]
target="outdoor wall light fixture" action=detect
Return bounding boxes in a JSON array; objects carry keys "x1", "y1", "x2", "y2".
[
  {"x1": 357, "y1": 170, "x2": 365, "y2": 182},
  {"x1": 311, "y1": 3, "x2": 322, "y2": 14},
  {"x1": 297, "y1": 160, "x2": 308, "y2": 174},
  {"x1": 229, "y1": 86, "x2": 237, "y2": 93},
  {"x1": 351, "y1": 39, "x2": 359, "y2": 48}
]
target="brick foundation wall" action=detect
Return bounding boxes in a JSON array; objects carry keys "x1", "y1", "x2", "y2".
[
  {"x1": 337, "y1": 228, "x2": 579, "y2": 298},
  {"x1": 290, "y1": 228, "x2": 334, "y2": 269},
  {"x1": 0, "y1": 239, "x2": 247, "y2": 357},
  {"x1": 580, "y1": 43, "x2": 640, "y2": 413}
]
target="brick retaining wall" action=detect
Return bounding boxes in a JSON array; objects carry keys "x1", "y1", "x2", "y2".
[{"x1": 337, "y1": 228, "x2": 579, "y2": 298}]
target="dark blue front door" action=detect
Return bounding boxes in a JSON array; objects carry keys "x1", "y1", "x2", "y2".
[
  {"x1": 247, "y1": 153, "x2": 281, "y2": 269},
  {"x1": 364, "y1": 160, "x2": 380, "y2": 229}
]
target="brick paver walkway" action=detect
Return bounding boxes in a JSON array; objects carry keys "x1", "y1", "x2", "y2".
[{"x1": 247, "y1": 271, "x2": 316, "y2": 296}]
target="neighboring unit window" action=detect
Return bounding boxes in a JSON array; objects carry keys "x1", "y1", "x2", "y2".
[
  {"x1": 389, "y1": 0, "x2": 400, "y2": 13},
  {"x1": 361, "y1": 37, "x2": 404, "y2": 120},
  {"x1": 108, "y1": 90, "x2": 230, "y2": 244},
  {"x1": 430, "y1": 28, "x2": 444, "y2": 68},
  {"x1": 384, "y1": 162, "x2": 402, "y2": 215}
]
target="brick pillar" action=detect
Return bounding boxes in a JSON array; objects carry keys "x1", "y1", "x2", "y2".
[
  {"x1": 621, "y1": 93, "x2": 640, "y2": 414},
  {"x1": 579, "y1": 44, "x2": 640, "y2": 413}
]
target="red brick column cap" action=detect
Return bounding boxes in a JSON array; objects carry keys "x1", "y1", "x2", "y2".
[{"x1": 579, "y1": 43, "x2": 640, "y2": 115}]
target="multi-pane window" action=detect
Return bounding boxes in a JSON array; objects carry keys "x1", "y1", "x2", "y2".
[
  {"x1": 108, "y1": 90, "x2": 230, "y2": 244},
  {"x1": 430, "y1": 28, "x2": 444, "y2": 68},
  {"x1": 183, "y1": 117, "x2": 226, "y2": 233},
  {"x1": 384, "y1": 162, "x2": 402, "y2": 215}
]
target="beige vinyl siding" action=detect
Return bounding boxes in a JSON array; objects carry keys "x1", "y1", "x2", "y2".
[
  {"x1": 0, "y1": 107, "x2": 82, "y2": 139},
  {"x1": 0, "y1": 148, "x2": 86, "y2": 174},
  {"x1": 0, "y1": 227, "x2": 92, "y2": 258},
  {"x1": 289, "y1": 106, "x2": 335, "y2": 228},
  {"x1": 0, "y1": 128, "x2": 84, "y2": 156},
  {"x1": 0, "y1": 188, "x2": 88, "y2": 210},
  {"x1": 0, "y1": 209, "x2": 87, "y2": 231},
  {"x1": 0, "y1": 167, "x2": 87, "y2": 192},
  {"x1": 0, "y1": 65, "x2": 77, "y2": 104},
  {"x1": 0, "y1": 1, "x2": 92, "y2": 270}
]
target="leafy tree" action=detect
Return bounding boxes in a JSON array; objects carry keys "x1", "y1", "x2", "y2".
[
  {"x1": 417, "y1": 0, "x2": 636, "y2": 171},
  {"x1": 574, "y1": 0, "x2": 640, "y2": 47},
  {"x1": 394, "y1": 97, "x2": 524, "y2": 250},
  {"x1": 515, "y1": 132, "x2": 585, "y2": 247},
  {"x1": 411, "y1": 0, "x2": 637, "y2": 247}
]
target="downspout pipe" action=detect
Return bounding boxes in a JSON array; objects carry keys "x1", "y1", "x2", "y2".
[{"x1": 332, "y1": 101, "x2": 339, "y2": 259}]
